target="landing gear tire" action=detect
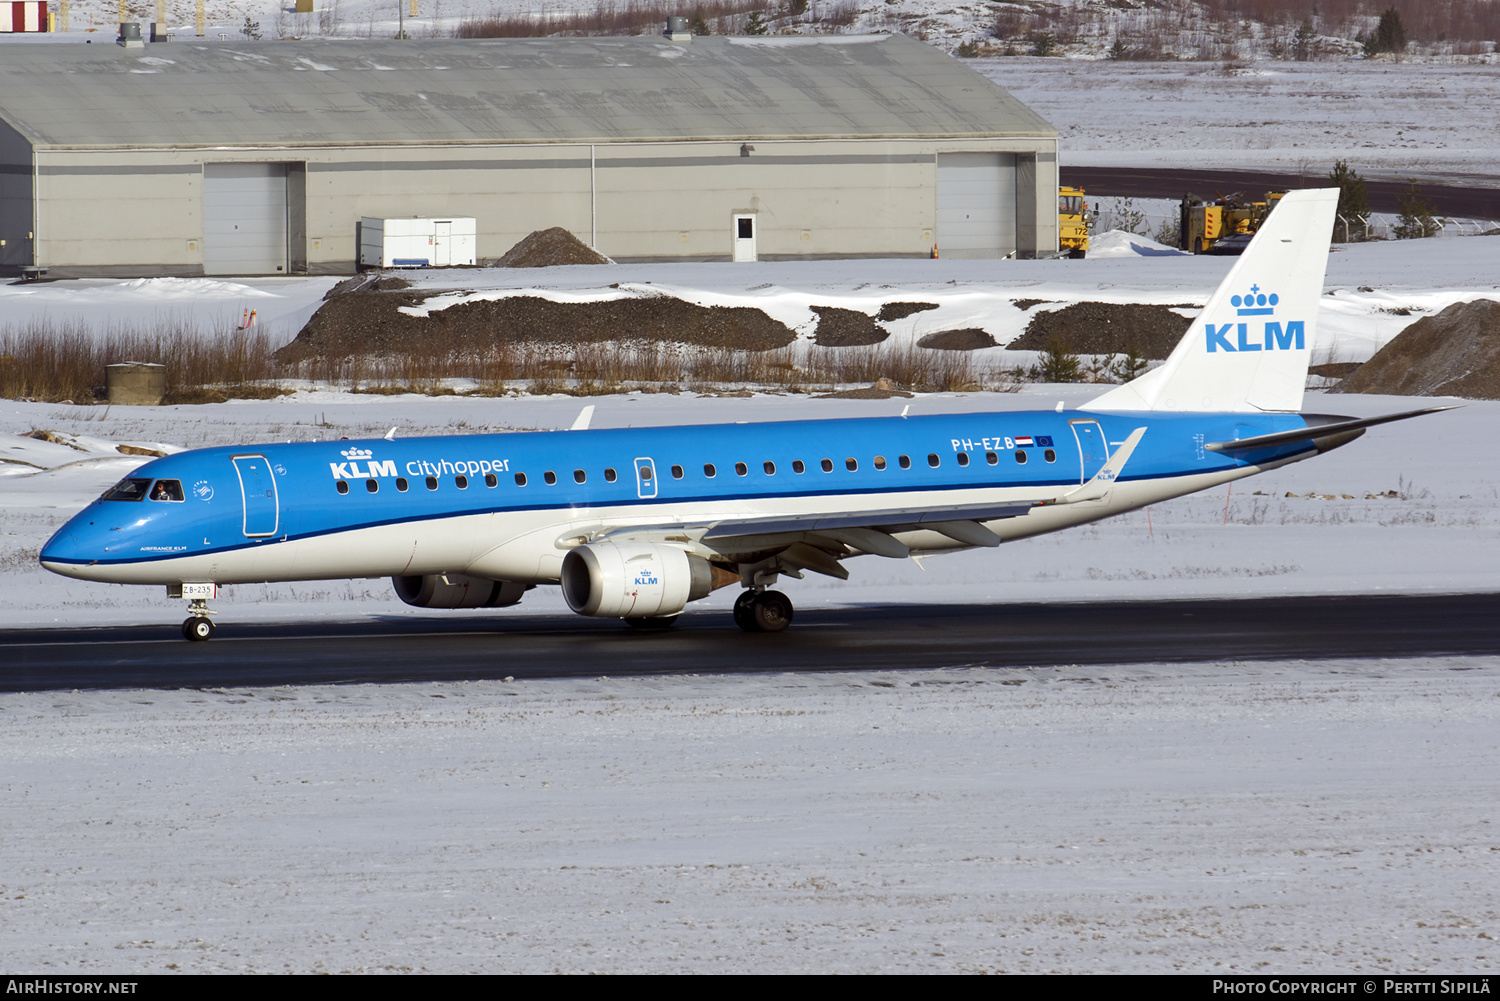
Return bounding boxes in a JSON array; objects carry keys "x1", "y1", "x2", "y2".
[
  {"x1": 733, "y1": 590, "x2": 759, "y2": 632},
  {"x1": 736, "y1": 590, "x2": 794, "y2": 633},
  {"x1": 182, "y1": 616, "x2": 215, "y2": 642},
  {"x1": 625, "y1": 615, "x2": 678, "y2": 631},
  {"x1": 752, "y1": 590, "x2": 794, "y2": 633}
]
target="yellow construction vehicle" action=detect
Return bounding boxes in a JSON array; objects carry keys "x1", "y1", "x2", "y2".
[
  {"x1": 1059, "y1": 186, "x2": 1089, "y2": 258},
  {"x1": 1180, "y1": 191, "x2": 1286, "y2": 255}
]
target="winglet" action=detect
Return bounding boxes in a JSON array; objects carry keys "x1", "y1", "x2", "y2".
[
  {"x1": 1057, "y1": 427, "x2": 1146, "y2": 504},
  {"x1": 570, "y1": 405, "x2": 595, "y2": 431}
]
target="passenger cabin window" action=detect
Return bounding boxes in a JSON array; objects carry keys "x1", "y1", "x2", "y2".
[
  {"x1": 792, "y1": 460, "x2": 805, "y2": 474},
  {"x1": 366, "y1": 479, "x2": 379, "y2": 493},
  {"x1": 426, "y1": 476, "x2": 438, "y2": 490},
  {"x1": 898, "y1": 455, "x2": 911, "y2": 469},
  {"x1": 956, "y1": 453, "x2": 969, "y2": 467},
  {"x1": 515, "y1": 472, "x2": 528, "y2": 486},
  {"x1": 671, "y1": 465, "x2": 684, "y2": 479},
  {"x1": 1015, "y1": 450, "x2": 1028, "y2": 464},
  {"x1": 102, "y1": 477, "x2": 151, "y2": 502},
  {"x1": 845, "y1": 457, "x2": 858, "y2": 472},
  {"x1": 455, "y1": 475, "x2": 468, "y2": 489},
  {"x1": 763, "y1": 461, "x2": 775, "y2": 475},
  {"x1": 484, "y1": 473, "x2": 497, "y2": 488},
  {"x1": 820, "y1": 459, "x2": 833, "y2": 473},
  {"x1": 735, "y1": 462, "x2": 748, "y2": 476},
  {"x1": 149, "y1": 479, "x2": 184, "y2": 501},
  {"x1": 873, "y1": 456, "x2": 886, "y2": 470},
  {"x1": 574, "y1": 469, "x2": 586, "y2": 484},
  {"x1": 986, "y1": 452, "x2": 998, "y2": 465},
  {"x1": 1044, "y1": 448, "x2": 1057, "y2": 463},
  {"x1": 397, "y1": 477, "x2": 409, "y2": 492},
  {"x1": 928, "y1": 453, "x2": 941, "y2": 467},
  {"x1": 544, "y1": 471, "x2": 557, "y2": 485},
  {"x1": 704, "y1": 463, "x2": 716, "y2": 478},
  {"x1": 336, "y1": 480, "x2": 350, "y2": 495},
  {"x1": 605, "y1": 468, "x2": 618, "y2": 483}
]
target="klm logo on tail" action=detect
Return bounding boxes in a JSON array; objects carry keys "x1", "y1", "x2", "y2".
[{"x1": 1205, "y1": 284, "x2": 1305, "y2": 353}]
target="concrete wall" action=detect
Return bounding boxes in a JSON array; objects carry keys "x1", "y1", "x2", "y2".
[
  {"x1": 0, "y1": 119, "x2": 33, "y2": 272},
  {"x1": 31, "y1": 135, "x2": 1059, "y2": 276}
]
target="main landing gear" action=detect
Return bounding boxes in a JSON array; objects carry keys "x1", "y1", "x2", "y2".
[{"x1": 733, "y1": 589, "x2": 794, "y2": 633}]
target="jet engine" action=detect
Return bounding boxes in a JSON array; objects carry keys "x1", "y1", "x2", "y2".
[
  {"x1": 561, "y1": 542, "x2": 712, "y2": 618},
  {"x1": 392, "y1": 574, "x2": 530, "y2": 609}
]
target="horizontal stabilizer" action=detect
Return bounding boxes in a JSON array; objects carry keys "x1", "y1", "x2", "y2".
[{"x1": 1204, "y1": 406, "x2": 1458, "y2": 453}]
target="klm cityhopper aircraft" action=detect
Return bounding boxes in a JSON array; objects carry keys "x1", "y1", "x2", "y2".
[{"x1": 41, "y1": 189, "x2": 1447, "y2": 640}]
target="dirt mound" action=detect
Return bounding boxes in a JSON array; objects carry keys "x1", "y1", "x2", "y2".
[
  {"x1": 1008, "y1": 302, "x2": 1196, "y2": 358},
  {"x1": 281, "y1": 289, "x2": 796, "y2": 361},
  {"x1": 876, "y1": 301, "x2": 938, "y2": 322},
  {"x1": 1335, "y1": 298, "x2": 1500, "y2": 399},
  {"x1": 496, "y1": 227, "x2": 610, "y2": 268},
  {"x1": 918, "y1": 328, "x2": 996, "y2": 351},
  {"x1": 811, "y1": 306, "x2": 887, "y2": 346}
]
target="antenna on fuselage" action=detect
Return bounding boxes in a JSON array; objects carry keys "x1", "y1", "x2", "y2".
[
  {"x1": 384, "y1": 427, "x2": 397, "y2": 441},
  {"x1": 900, "y1": 405, "x2": 910, "y2": 419},
  {"x1": 571, "y1": 405, "x2": 595, "y2": 431}
]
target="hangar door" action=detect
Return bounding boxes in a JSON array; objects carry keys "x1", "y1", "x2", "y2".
[
  {"x1": 936, "y1": 153, "x2": 1017, "y2": 259},
  {"x1": 203, "y1": 163, "x2": 288, "y2": 275}
]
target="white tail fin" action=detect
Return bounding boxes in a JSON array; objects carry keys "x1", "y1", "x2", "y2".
[{"x1": 1084, "y1": 187, "x2": 1339, "y2": 414}]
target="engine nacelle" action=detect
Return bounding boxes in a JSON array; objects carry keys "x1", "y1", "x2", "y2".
[
  {"x1": 392, "y1": 574, "x2": 529, "y2": 609},
  {"x1": 561, "y1": 542, "x2": 712, "y2": 618}
]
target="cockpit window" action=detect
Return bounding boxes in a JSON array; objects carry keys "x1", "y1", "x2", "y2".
[
  {"x1": 150, "y1": 479, "x2": 185, "y2": 502},
  {"x1": 102, "y1": 478, "x2": 151, "y2": 502}
]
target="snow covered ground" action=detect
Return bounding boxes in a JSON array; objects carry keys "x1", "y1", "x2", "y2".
[
  {"x1": 983, "y1": 57, "x2": 1500, "y2": 180},
  {"x1": 3, "y1": 658, "x2": 1497, "y2": 973},
  {"x1": 5, "y1": 235, "x2": 1496, "y2": 375}
]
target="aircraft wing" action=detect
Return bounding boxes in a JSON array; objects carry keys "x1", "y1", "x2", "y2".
[{"x1": 592, "y1": 427, "x2": 1148, "y2": 574}]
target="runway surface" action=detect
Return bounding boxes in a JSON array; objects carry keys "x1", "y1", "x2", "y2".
[
  {"x1": 5, "y1": 592, "x2": 1497, "y2": 692},
  {"x1": 1059, "y1": 166, "x2": 1500, "y2": 219}
]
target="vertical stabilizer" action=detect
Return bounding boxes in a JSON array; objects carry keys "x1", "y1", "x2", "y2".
[{"x1": 1083, "y1": 188, "x2": 1338, "y2": 413}]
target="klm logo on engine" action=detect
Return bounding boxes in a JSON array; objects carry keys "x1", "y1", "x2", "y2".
[
  {"x1": 329, "y1": 447, "x2": 397, "y2": 480},
  {"x1": 1205, "y1": 284, "x2": 1304, "y2": 353}
]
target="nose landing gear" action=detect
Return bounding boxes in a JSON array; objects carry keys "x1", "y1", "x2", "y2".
[
  {"x1": 733, "y1": 589, "x2": 794, "y2": 633},
  {"x1": 169, "y1": 583, "x2": 220, "y2": 641},
  {"x1": 182, "y1": 598, "x2": 216, "y2": 641}
]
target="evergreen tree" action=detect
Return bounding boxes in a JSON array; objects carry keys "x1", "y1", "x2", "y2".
[
  {"x1": 1365, "y1": 8, "x2": 1408, "y2": 55},
  {"x1": 1327, "y1": 160, "x2": 1370, "y2": 242},
  {"x1": 1394, "y1": 181, "x2": 1439, "y2": 239},
  {"x1": 1033, "y1": 336, "x2": 1081, "y2": 384},
  {"x1": 1293, "y1": 18, "x2": 1315, "y2": 60},
  {"x1": 745, "y1": 10, "x2": 768, "y2": 35}
]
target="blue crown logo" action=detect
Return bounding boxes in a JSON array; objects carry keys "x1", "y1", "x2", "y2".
[{"x1": 1231, "y1": 285, "x2": 1278, "y2": 316}]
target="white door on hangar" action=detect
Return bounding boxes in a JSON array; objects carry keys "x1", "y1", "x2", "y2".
[
  {"x1": 936, "y1": 152, "x2": 1017, "y2": 259},
  {"x1": 203, "y1": 163, "x2": 288, "y2": 276}
]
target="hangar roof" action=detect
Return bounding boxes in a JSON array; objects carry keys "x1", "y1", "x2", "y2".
[{"x1": 0, "y1": 34, "x2": 1056, "y2": 150}]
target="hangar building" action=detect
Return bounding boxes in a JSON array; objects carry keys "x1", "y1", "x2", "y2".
[{"x1": 0, "y1": 32, "x2": 1059, "y2": 277}]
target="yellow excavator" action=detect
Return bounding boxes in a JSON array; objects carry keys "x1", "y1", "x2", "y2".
[
  {"x1": 1059, "y1": 186, "x2": 1089, "y2": 258},
  {"x1": 1180, "y1": 191, "x2": 1286, "y2": 254}
]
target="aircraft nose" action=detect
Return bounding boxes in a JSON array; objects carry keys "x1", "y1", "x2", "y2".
[{"x1": 39, "y1": 515, "x2": 108, "y2": 575}]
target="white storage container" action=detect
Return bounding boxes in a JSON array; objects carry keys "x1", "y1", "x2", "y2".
[{"x1": 359, "y1": 217, "x2": 476, "y2": 268}]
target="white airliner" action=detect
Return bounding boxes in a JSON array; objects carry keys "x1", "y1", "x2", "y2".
[{"x1": 40, "y1": 188, "x2": 1447, "y2": 639}]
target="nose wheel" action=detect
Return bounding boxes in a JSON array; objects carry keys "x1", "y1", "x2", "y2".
[
  {"x1": 734, "y1": 589, "x2": 794, "y2": 633},
  {"x1": 181, "y1": 597, "x2": 216, "y2": 641}
]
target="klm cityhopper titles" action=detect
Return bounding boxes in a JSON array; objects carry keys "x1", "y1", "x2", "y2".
[{"x1": 40, "y1": 190, "x2": 1449, "y2": 639}]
